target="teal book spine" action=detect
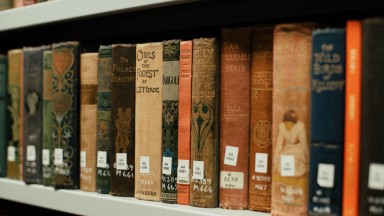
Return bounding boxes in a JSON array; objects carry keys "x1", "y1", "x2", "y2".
[{"x1": 0, "y1": 54, "x2": 8, "y2": 177}]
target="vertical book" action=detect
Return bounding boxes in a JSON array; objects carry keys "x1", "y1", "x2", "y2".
[{"x1": 0, "y1": 54, "x2": 8, "y2": 177}]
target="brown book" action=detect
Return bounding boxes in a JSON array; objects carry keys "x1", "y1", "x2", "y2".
[
  {"x1": 248, "y1": 25, "x2": 274, "y2": 212},
  {"x1": 219, "y1": 27, "x2": 251, "y2": 210},
  {"x1": 135, "y1": 42, "x2": 163, "y2": 201},
  {"x1": 190, "y1": 38, "x2": 220, "y2": 208},
  {"x1": 80, "y1": 53, "x2": 98, "y2": 192},
  {"x1": 271, "y1": 23, "x2": 315, "y2": 216},
  {"x1": 177, "y1": 40, "x2": 192, "y2": 205}
]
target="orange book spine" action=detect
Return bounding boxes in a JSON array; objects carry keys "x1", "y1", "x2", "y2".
[
  {"x1": 342, "y1": 20, "x2": 362, "y2": 216},
  {"x1": 177, "y1": 40, "x2": 192, "y2": 205}
]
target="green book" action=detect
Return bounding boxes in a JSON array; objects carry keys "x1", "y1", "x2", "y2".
[{"x1": 0, "y1": 54, "x2": 8, "y2": 177}]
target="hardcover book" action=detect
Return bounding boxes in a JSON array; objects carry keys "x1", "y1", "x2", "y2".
[
  {"x1": 0, "y1": 0, "x2": 11, "y2": 11},
  {"x1": 80, "y1": 52, "x2": 98, "y2": 192},
  {"x1": 308, "y1": 28, "x2": 346, "y2": 216},
  {"x1": 110, "y1": 44, "x2": 136, "y2": 197},
  {"x1": 248, "y1": 25, "x2": 274, "y2": 212},
  {"x1": 190, "y1": 38, "x2": 220, "y2": 208},
  {"x1": 0, "y1": 54, "x2": 8, "y2": 177},
  {"x1": 360, "y1": 17, "x2": 384, "y2": 216},
  {"x1": 177, "y1": 40, "x2": 192, "y2": 205},
  {"x1": 271, "y1": 23, "x2": 315, "y2": 216},
  {"x1": 135, "y1": 42, "x2": 163, "y2": 201},
  {"x1": 219, "y1": 27, "x2": 251, "y2": 210},
  {"x1": 51, "y1": 41, "x2": 81, "y2": 189},
  {"x1": 96, "y1": 45, "x2": 112, "y2": 194},
  {"x1": 23, "y1": 45, "x2": 51, "y2": 184}
]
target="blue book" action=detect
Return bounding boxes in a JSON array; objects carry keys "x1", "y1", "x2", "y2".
[{"x1": 308, "y1": 28, "x2": 345, "y2": 215}]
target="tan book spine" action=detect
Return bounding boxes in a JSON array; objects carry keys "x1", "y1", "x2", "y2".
[
  {"x1": 271, "y1": 23, "x2": 315, "y2": 216},
  {"x1": 135, "y1": 42, "x2": 163, "y2": 201},
  {"x1": 80, "y1": 53, "x2": 98, "y2": 192},
  {"x1": 219, "y1": 27, "x2": 251, "y2": 210}
]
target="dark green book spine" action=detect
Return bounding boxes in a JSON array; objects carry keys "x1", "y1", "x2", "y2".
[
  {"x1": 161, "y1": 40, "x2": 180, "y2": 203},
  {"x1": 96, "y1": 45, "x2": 112, "y2": 194},
  {"x1": 0, "y1": 55, "x2": 8, "y2": 177}
]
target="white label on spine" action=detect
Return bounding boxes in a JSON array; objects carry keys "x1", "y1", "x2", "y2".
[
  {"x1": 281, "y1": 155, "x2": 295, "y2": 176},
  {"x1": 42, "y1": 149, "x2": 50, "y2": 166},
  {"x1": 140, "y1": 156, "x2": 150, "y2": 174},
  {"x1": 317, "y1": 163, "x2": 335, "y2": 188},
  {"x1": 54, "y1": 148, "x2": 63, "y2": 165},
  {"x1": 7, "y1": 146, "x2": 15, "y2": 162},
  {"x1": 255, "y1": 153, "x2": 268, "y2": 173},
  {"x1": 162, "y1": 156, "x2": 172, "y2": 175},
  {"x1": 80, "y1": 151, "x2": 86, "y2": 168},
  {"x1": 116, "y1": 153, "x2": 127, "y2": 170},
  {"x1": 97, "y1": 151, "x2": 107, "y2": 168},
  {"x1": 26, "y1": 145, "x2": 36, "y2": 161},
  {"x1": 368, "y1": 163, "x2": 384, "y2": 190},
  {"x1": 192, "y1": 160, "x2": 204, "y2": 180},
  {"x1": 220, "y1": 171, "x2": 244, "y2": 189},
  {"x1": 224, "y1": 146, "x2": 239, "y2": 166},
  {"x1": 177, "y1": 159, "x2": 190, "y2": 184}
]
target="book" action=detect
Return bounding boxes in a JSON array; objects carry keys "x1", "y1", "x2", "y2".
[
  {"x1": 219, "y1": 27, "x2": 251, "y2": 210},
  {"x1": 177, "y1": 40, "x2": 192, "y2": 205},
  {"x1": 23, "y1": 45, "x2": 51, "y2": 184},
  {"x1": 161, "y1": 39, "x2": 180, "y2": 204},
  {"x1": 308, "y1": 28, "x2": 346, "y2": 216},
  {"x1": 190, "y1": 38, "x2": 220, "y2": 208},
  {"x1": 96, "y1": 45, "x2": 112, "y2": 194},
  {"x1": 248, "y1": 25, "x2": 274, "y2": 212},
  {"x1": 342, "y1": 20, "x2": 362, "y2": 216},
  {"x1": 23, "y1": 0, "x2": 36, "y2": 5},
  {"x1": 135, "y1": 42, "x2": 163, "y2": 201},
  {"x1": 0, "y1": 0, "x2": 11, "y2": 10},
  {"x1": 7, "y1": 49, "x2": 23, "y2": 180},
  {"x1": 42, "y1": 50, "x2": 53, "y2": 186},
  {"x1": 0, "y1": 54, "x2": 8, "y2": 177},
  {"x1": 51, "y1": 41, "x2": 81, "y2": 189},
  {"x1": 12, "y1": 0, "x2": 23, "y2": 7},
  {"x1": 80, "y1": 52, "x2": 98, "y2": 192},
  {"x1": 360, "y1": 17, "x2": 384, "y2": 216},
  {"x1": 271, "y1": 23, "x2": 315, "y2": 216},
  {"x1": 110, "y1": 44, "x2": 136, "y2": 197}
]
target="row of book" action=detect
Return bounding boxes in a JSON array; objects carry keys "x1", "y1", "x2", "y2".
[
  {"x1": 0, "y1": 17, "x2": 383, "y2": 216},
  {"x1": 0, "y1": 0, "x2": 48, "y2": 10}
]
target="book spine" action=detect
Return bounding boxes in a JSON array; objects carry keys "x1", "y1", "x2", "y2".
[
  {"x1": 308, "y1": 28, "x2": 346, "y2": 216},
  {"x1": 96, "y1": 45, "x2": 112, "y2": 194},
  {"x1": 23, "y1": 0, "x2": 36, "y2": 5},
  {"x1": 177, "y1": 40, "x2": 192, "y2": 205},
  {"x1": 110, "y1": 44, "x2": 136, "y2": 197},
  {"x1": 342, "y1": 20, "x2": 362, "y2": 216},
  {"x1": 12, "y1": 0, "x2": 23, "y2": 7},
  {"x1": 135, "y1": 42, "x2": 163, "y2": 201},
  {"x1": 248, "y1": 25, "x2": 274, "y2": 212},
  {"x1": 161, "y1": 40, "x2": 180, "y2": 204},
  {"x1": 271, "y1": 23, "x2": 314, "y2": 216},
  {"x1": 80, "y1": 52, "x2": 98, "y2": 192},
  {"x1": 190, "y1": 38, "x2": 220, "y2": 208},
  {"x1": 0, "y1": 0, "x2": 11, "y2": 10},
  {"x1": 7, "y1": 49, "x2": 23, "y2": 180},
  {"x1": 42, "y1": 50, "x2": 53, "y2": 186},
  {"x1": 51, "y1": 41, "x2": 81, "y2": 189},
  {"x1": 360, "y1": 17, "x2": 384, "y2": 216},
  {"x1": 0, "y1": 55, "x2": 7, "y2": 177},
  {"x1": 219, "y1": 27, "x2": 251, "y2": 210}
]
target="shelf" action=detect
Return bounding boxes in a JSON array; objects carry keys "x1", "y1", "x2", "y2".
[{"x1": 0, "y1": 178, "x2": 270, "y2": 216}]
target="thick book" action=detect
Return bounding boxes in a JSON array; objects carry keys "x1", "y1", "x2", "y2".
[
  {"x1": 96, "y1": 45, "x2": 112, "y2": 194},
  {"x1": 248, "y1": 25, "x2": 274, "y2": 212},
  {"x1": 219, "y1": 27, "x2": 251, "y2": 210},
  {"x1": 23, "y1": 45, "x2": 51, "y2": 184},
  {"x1": 360, "y1": 17, "x2": 384, "y2": 216},
  {"x1": 190, "y1": 38, "x2": 220, "y2": 208},
  {"x1": 42, "y1": 50, "x2": 53, "y2": 186},
  {"x1": 110, "y1": 44, "x2": 136, "y2": 197},
  {"x1": 135, "y1": 42, "x2": 163, "y2": 201},
  {"x1": 161, "y1": 40, "x2": 180, "y2": 204},
  {"x1": 177, "y1": 40, "x2": 192, "y2": 205},
  {"x1": 7, "y1": 49, "x2": 23, "y2": 180},
  {"x1": 0, "y1": 54, "x2": 8, "y2": 177},
  {"x1": 80, "y1": 52, "x2": 98, "y2": 192},
  {"x1": 308, "y1": 28, "x2": 346, "y2": 216},
  {"x1": 271, "y1": 23, "x2": 315, "y2": 216},
  {"x1": 51, "y1": 41, "x2": 81, "y2": 189}
]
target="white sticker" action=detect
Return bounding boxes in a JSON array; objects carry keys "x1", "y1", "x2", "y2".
[
  {"x1": 7, "y1": 146, "x2": 16, "y2": 161},
  {"x1": 26, "y1": 145, "x2": 36, "y2": 161},
  {"x1": 224, "y1": 146, "x2": 239, "y2": 166},
  {"x1": 220, "y1": 171, "x2": 244, "y2": 189},
  {"x1": 255, "y1": 153, "x2": 268, "y2": 173},
  {"x1": 162, "y1": 156, "x2": 172, "y2": 175},
  {"x1": 192, "y1": 160, "x2": 204, "y2": 180},
  {"x1": 317, "y1": 163, "x2": 335, "y2": 188},
  {"x1": 177, "y1": 159, "x2": 190, "y2": 184},
  {"x1": 368, "y1": 163, "x2": 384, "y2": 190},
  {"x1": 140, "y1": 156, "x2": 150, "y2": 174},
  {"x1": 97, "y1": 151, "x2": 107, "y2": 168},
  {"x1": 42, "y1": 149, "x2": 50, "y2": 166},
  {"x1": 54, "y1": 148, "x2": 63, "y2": 165},
  {"x1": 280, "y1": 155, "x2": 295, "y2": 176},
  {"x1": 116, "y1": 153, "x2": 127, "y2": 170},
  {"x1": 80, "y1": 151, "x2": 86, "y2": 168}
]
